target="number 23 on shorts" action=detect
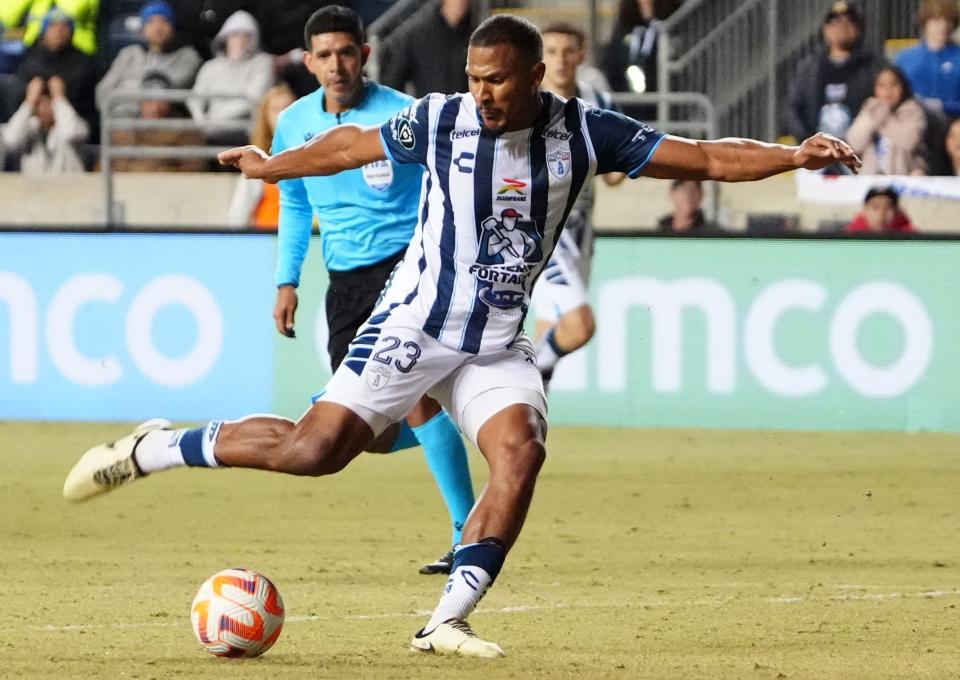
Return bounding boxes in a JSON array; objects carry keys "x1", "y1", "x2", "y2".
[{"x1": 372, "y1": 335, "x2": 421, "y2": 374}]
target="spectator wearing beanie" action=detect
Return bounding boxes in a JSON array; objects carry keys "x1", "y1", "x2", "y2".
[
  {"x1": 96, "y1": 1, "x2": 201, "y2": 117},
  {"x1": 12, "y1": 9, "x2": 96, "y2": 132},
  {"x1": 786, "y1": 1, "x2": 881, "y2": 142}
]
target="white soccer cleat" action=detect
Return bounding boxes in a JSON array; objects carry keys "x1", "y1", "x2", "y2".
[
  {"x1": 410, "y1": 619, "x2": 505, "y2": 658},
  {"x1": 62, "y1": 419, "x2": 171, "y2": 502}
]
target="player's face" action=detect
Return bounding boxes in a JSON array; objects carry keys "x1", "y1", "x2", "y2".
[
  {"x1": 542, "y1": 33, "x2": 584, "y2": 90},
  {"x1": 304, "y1": 32, "x2": 368, "y2": 108},
  {"x1": 467, "y1": 43, "x2": 545, "y2": 134}
]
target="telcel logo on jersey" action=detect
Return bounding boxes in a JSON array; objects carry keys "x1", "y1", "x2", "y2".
[
  {"x1": 496, "y1": 178, "x2": 527, "y2": 202},
  {"x1": 543, "y1": 127, "x2": 573, "y2": 141},
  {"x1": 450, "y1": 128, "x2": 480, "y2": 140}
]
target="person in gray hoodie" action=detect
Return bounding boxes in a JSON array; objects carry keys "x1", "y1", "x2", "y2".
[
  {"x1": 187, "y1": 10, "x2": 275, "y2": 146},
  {"x1": 95, "y1": 1, "x2": 202, "y2": 118}
]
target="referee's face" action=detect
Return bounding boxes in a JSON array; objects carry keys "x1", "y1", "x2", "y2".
[
  {"x1": 467, "y1": 43, "x2": 545, "y2": 134},
  {"x1": 304, "y1": 32, "x2": 368, "y2": 111}
]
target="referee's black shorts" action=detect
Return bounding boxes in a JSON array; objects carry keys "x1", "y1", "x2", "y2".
[{"x1": 325, "y1": 248, "x2": 406, "y2": 372}]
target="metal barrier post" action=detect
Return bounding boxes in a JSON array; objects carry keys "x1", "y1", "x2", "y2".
[
  {"x1": 100, "y1": 89, "x2": 251, "y2": 228},
  {"x1": 766, "y1": 0, "x2": 778, "y2": 142}
]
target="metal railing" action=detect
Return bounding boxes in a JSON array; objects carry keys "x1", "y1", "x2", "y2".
[
  {"x1": 101, "y1": 89, "x2": 250, "y2": 227},
  {"x1": 610, "y1": 91, "x2": 719, "y2": 220},
  {"x1": 610, "y1": 91, "x2": 716, "y2": 139},
  {"x1": 656, "y1": 0, "x2": 922, "y2": 140}
]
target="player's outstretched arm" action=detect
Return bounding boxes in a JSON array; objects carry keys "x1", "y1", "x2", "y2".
[
  {"x1": 642, "y1": 131, "x2": 861, "y2": 182},
  {"x1": 218, "y1": 124, "x2": 388, "y2": 183}
]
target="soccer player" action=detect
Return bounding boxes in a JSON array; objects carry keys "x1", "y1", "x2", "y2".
[
  {"x1": 532, "y1": 22, "x2": 626, "y2": 389},
  {"x1": 269, "y1": 6, "x2": 474, "y2": 576},
  {"x1": 64, "y1": 14, "x2": 860, "y2": 658}
]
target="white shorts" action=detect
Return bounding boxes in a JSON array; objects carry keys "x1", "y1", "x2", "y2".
[
  {"x1": 317, "y1": 322, "x2": 547, "y2": 447},
  {"x1": 532, "y1": 211, "x2": 593, "y2": 323}
]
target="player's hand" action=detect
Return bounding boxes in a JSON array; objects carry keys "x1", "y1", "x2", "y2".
[
  {"x1": 794, "y1": 132, "x2": 861, "y2": 174},
  {"x1": 274, "y1": 285, "x2": 298, "y2": 338},
  {"x1": 218, "y1": 145, "x2": 272, "y2": 181}
]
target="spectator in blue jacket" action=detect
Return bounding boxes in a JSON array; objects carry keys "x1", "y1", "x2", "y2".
[{"x1": 896, "y1": 0, "x2": 960, "y2": 117}]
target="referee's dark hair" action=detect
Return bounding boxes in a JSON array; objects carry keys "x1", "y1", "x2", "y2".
[
  {"x1": 304, "y1": 5, "x2": 365, "y2": 49},
  {"x1": 470, "y1": 14, "x2": 543, "y2": 65}
]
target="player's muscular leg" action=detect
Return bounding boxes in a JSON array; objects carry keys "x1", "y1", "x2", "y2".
[
  {"x1": 365, "y1": 395, "x2": 442, "y2": 452},
  {"x1": 553, "y1": 304, "x2": 596, "y2": 353},
  {"x1": 405, "y1": 395, "x2": 443, "y2": 427},
  {"x1": 462, "y1": 404, "x2": 546, "y2": 551},
  {"x1": 213, "y1": 402, "x2": 374, "y2": 476}
]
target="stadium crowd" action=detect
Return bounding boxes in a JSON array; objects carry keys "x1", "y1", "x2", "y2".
[{"x1": 1, "y1": 0, "x2": 959, "y2": 234}]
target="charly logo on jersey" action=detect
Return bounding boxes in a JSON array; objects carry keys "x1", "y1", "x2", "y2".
[
  {"x1": 392, "y1": 103, "x2": 417, "y2": 150},
  {"x1": 395, "y1": 119, "x2": 415, "y2": 149},
  {"x1": 362, "y1": 160, "x2": 394, "y2": 191},
  {"x1": 496, "y1": 177, "x2": 527, "y2": 202},
  {"x1": 469, "y1": 208, "x2": 543, "y2": 309},
  {"x1": 546, "y1": 149, "x2": 571, "y2": 179}
]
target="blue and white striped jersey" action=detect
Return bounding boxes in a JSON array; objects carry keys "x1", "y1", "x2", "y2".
[
  {"x1": 570, "y1": 81, "x2": 617, "y2": 216},
  {"x1": 374, "y1": 90, "x2": 665, "y2": 354}
]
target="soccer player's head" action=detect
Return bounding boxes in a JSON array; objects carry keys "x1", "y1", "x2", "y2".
[
  {"x1": 541, "y1": 23, "x2": 586, "y2": 92},
  {"x1": 303, "y1": 5, "x2": 369, "y2": 108},
  {"x1": 468, "y1": 15, "x2": 546, "y2": 133}
]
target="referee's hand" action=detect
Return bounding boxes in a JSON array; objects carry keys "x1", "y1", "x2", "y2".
[{"x1": 274, "y1": 285, "x2": 298, "y2": 338}]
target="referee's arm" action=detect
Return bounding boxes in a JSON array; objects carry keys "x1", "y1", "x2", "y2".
[{"x1": 219, "y1": 125, "x2": 387, "y2": 183}]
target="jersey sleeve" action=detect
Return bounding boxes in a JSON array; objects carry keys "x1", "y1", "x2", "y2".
[
  {"x1": 379, "y1": 95, "x2": 434, "y2": 166},
  {"x1": 585, "y1": 107, "x2": 666, "y2": 178},
  {"x1": 272, "y1": 113, "x2": 315, "y2": 288}
]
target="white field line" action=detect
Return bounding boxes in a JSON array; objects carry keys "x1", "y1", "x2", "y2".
[{"x1": 9, "y1": 588, "x2": 960, "y2": 635}]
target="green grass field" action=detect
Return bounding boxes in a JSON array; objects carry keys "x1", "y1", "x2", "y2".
[{"x1": 1, "y1": 422, "x2": 959, "y2": 679}]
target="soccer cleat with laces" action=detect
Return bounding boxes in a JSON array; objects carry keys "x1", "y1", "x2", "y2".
[
  {"x1": 410, "y1": 618, "x2": 505, "y2": 658},
  {"x1": 419, "y1": 548, "x2": 455, "y2": 575},
  {"x1": 62, "y1": 419, "x2": 172, "y2": 502}
]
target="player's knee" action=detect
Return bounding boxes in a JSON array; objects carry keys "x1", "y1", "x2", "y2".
[{"x1": 495, "y1": 435, "x2": 546, "y2": 490}]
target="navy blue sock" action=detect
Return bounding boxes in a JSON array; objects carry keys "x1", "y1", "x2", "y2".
[{"x1": 178, "y1": 421, "x2": 223, "y2": 467}]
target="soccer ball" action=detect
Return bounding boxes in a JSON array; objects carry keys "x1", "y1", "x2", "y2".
[{"x1": 190, "y1": 567, "x2": 285, "y2": 658}]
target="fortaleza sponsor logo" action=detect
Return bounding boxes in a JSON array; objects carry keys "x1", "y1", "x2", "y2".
[
  {"x1": 496, "y1": 178, "x2": 527, "y2": 202},
  {"x1": 468, "y1": 262, "x2": 535, "y2": 285},
  {"x1": 450, "y1": 128, "x2": 481, "y2": 140}
]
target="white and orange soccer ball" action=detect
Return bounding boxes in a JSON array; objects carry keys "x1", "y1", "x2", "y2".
[{"x1": 190, "y1": 567, "x2": 285, "y2": 658}]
